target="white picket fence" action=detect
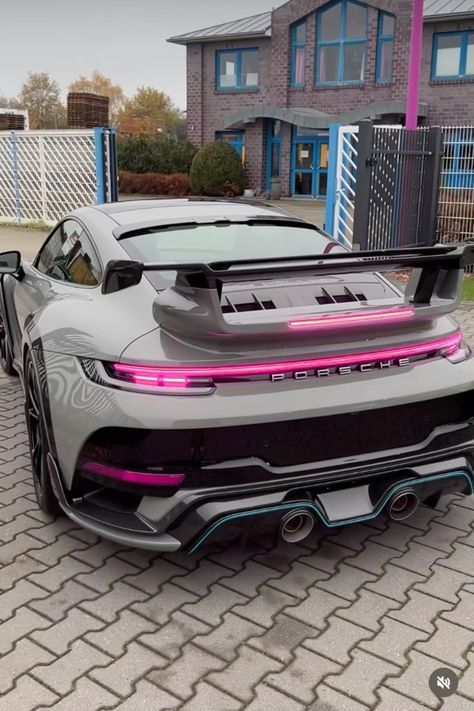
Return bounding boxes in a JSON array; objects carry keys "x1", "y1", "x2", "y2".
[{"x1": 0, "y1": 129, "x2": 116, "y2": 226}]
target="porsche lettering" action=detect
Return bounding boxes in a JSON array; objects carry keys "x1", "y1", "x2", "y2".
[{"x1": 270, "y1": 358, "x2": 411, "y2": 382}]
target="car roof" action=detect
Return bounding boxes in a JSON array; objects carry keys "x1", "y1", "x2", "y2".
[{"x1": 92, "y1": 198, "x2": 303, "y2": 227}]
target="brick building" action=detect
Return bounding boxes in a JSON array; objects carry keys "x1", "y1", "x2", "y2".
[{"x1": 169, "y1": 0, "x2": 474, "y2": 198}]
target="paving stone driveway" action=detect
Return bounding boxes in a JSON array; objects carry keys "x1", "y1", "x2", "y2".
[{"x1": 0, "y1": 309, "x2": 473, "y2": 711}]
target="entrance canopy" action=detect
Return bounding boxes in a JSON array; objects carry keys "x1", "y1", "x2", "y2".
[{"x1": 223, "y1": 101, "x2": 429, "y2": 131}]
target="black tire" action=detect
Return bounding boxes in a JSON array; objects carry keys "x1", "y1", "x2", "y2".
[
  {"x1": 0, "y1": 310, "x2": 16, "y2": 376},
  {"x1": 24, "y1": 353, "x2": 60, "y2": 516}
]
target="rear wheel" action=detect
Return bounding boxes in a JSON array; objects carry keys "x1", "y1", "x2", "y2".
[
  {"x1": 25, "y1": 353, "x2": 60, "y2": 516},
  {"x1": 0, "y1": 310, "x2": 16, "y2": 376}
]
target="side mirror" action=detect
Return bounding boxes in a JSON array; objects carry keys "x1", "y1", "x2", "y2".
[
  {"x1": 102, "y1": 260, "x2": 144, "y2": 295},
  {"x1": 0, "y1": 251, "x2": 21, "y2": 275}
]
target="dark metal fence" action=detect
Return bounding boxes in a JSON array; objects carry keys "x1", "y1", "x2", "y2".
[{"x1": 437, "y1": 125, "x2": 474, "y2": 245}]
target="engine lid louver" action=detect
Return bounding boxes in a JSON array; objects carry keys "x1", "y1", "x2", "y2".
[{"x1": 221, "y1": 282, "x2": 375, "y2": 314}]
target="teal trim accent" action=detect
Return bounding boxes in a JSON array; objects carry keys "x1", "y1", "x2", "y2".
[{"x1": 188, "y1": 470, "x2": 473, "y2": 554}]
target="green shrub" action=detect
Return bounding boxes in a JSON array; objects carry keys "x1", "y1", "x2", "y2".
[
  {"x1": 119, "y1": 171, "x2": 190, "y2": 196},
  {"x1": 117, "y1": 137, "x2": 196, "y2": 174},
  {"x1": 190, "y1": 141, "x2": 246, "y2": 196}
]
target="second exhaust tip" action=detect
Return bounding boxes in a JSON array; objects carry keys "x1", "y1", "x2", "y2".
[
  {"x1": 388, "y1": 490, "x2": 420, "y2": 521},
  {"x1": 280, "y1": 509, "x2": 315, "y2": 543}
]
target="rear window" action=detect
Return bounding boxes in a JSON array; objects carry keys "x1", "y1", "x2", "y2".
[{"x1": 120, "y1": 222, "x2": 335, "y2": 289}]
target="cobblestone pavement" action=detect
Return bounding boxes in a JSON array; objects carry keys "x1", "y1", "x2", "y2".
[{"x1": 0, "y1": 308, "x2": 473, "y2": 711}]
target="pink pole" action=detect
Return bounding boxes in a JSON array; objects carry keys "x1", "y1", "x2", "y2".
[{"x1": 406, "y1": 0, "x2": 424, "y2": 129}]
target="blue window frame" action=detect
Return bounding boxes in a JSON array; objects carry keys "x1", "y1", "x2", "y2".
[
  {"x1": 291, "y1": 20, "x2": 307, "y2": 87},
  {"x1": 266, "y1": 120, "x2": 282, "y2": 190},
  {"x1": 215, "y1": 130, "x2": 245, "y2": 162},
  {"x1": 315, "y1": 0, "x2": 368, "y2": 86},
  {"x1": 432, "y1": 31, "x2": 474, "y2": 80},
  {"x1": 216, "y1": 48, "x2": 259, "y2": 90},
  {"x1": 376, "y1": 12, "x2": 395, "y2": 83}
]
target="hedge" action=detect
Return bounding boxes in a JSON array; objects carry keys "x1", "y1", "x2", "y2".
[
  {"x1": 117, "y1": 137, "x2": 196, "y2": 174},
  {"x1": 190, "y1": 141, "x2": 246, "y2": 196},
  {"x1": 119, "y1": 171, "x2": 190, "y2": 196}
]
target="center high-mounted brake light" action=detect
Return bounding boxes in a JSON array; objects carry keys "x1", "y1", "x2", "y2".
[
  {"x1": 105, "y1": 331, "x2": 463, "y2": 389},
  {"x1": 288, "y1": 307, "x2": 415, "y2": 330}
]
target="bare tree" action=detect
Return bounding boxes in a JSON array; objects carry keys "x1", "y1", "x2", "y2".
[{"x1": 19, "y1": 72, "x2": 64, "y2": 129}]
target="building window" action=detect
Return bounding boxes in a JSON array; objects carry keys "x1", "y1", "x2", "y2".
[
  {"x1": 216, "y1": 49, "x2": 259, "y2": 90},
  {"x1": 432, "y1": 32, "x2": 474, "y2": 80},
  {"x1": 291, "y1": 20, "x2": 307, "y2": 87},
  {"x1": 316, "y1": 0, "x2": 367, "y2": 85},
  {"x1": 376, "y1": 12, "x2": 394, "y2": 83},
  {"x1": 216, "y1": 130, "x2": 245, "y2": 162}
]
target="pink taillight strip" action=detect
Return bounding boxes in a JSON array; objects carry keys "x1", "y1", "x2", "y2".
[
  {"x1": 288, "y1": 307, "x2": 416, "y2": 331},
  {"x1": 82, "y1": 462, "x2": 185, "y2": 487},
  {"x1": 112, "y1": 331, "x2": 461, "y2": 381},
  {"x1": 133, "y1": 374, "x2": 189, "y2": 388}
]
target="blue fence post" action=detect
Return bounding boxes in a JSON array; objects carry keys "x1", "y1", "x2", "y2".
[
  {"x1": 11, "y1": 131, "x2": 21, "y2": 223},
  {"x1": 108, "y1": 128, "x2": 119, "y2": 202},
  {"x1": 94, "y1": 127, "x2": 106, "y2": 204},
  {"x1": 325, "y1": 123, "x2": 340, "y2": 235}
]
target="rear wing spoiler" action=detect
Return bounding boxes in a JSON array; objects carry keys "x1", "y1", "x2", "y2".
[
  {"x1": 145, "y1": 244, "x2": 474, "y2": 299},
  {"x1": 102, "y1": 244, "x2": 474, "y2": 337}
]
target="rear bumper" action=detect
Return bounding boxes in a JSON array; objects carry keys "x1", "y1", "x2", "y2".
[
  {"x1": 49, "y1": 452, "x2": 474, "y2": 553},
  {"x1": 43, "y1": 349, "x2": 474, "y2": 487},
  {"x1": 40, "y1": 350, "x2": 474, "y2": 551}
]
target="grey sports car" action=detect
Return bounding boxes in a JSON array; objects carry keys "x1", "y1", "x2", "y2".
[{"x1": 1, "y1": 199, "x2": 473, "y2": 553}]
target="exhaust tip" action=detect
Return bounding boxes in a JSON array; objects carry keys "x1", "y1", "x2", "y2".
[
  {"x1": 280, "y1": 509, "x2": 315, "y2": 543},
  {"x1": 388, "y1": 490, "x2": 419, "y2": 521}
]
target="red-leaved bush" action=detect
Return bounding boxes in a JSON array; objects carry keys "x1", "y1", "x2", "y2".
[{"x1": 119, "y1": 171, "x2": 190, "y2": 197}]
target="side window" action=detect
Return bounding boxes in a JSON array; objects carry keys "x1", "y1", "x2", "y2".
[{"x1": 36, "y1": 220, "x2": 102, "y2": 286}]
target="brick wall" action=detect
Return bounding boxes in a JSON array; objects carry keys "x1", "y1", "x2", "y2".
[
  {"x1": 186, "y1": 43, "x2": 203, "y2": 146},
  {"x1": 419, "y1": 20, "x2": 474, "y2": 125},
  {"x1": 185, "y1": 0, "x2": 474, "y2": 192},
  {"x1": 270, "y1": 0, "x2": 413, "y2": 114}
]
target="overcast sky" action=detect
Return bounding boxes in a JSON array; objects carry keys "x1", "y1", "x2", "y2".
[{"x1": 1, "y1": 0, "x2": 278, "y2": 109}]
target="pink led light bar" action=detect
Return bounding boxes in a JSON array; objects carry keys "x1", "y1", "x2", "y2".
[
  {"x1": 82, "y1": 462, "x2": 185, "y2": 487},
  {"x1": 288, "y1": 307, "x2": 415, "y2": 331},
  {"x1": 133, "y1": 374, "x2": 189, "y2": 388},
  {"x1": 112, "y1": 331, "x2": 461, "y2": 382}
]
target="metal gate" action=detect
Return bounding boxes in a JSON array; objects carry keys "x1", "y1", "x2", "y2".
[
  {"x1": 327, "y1": 122, "x2": 474, "y2": 249},
  {"x1": 0, "y1": 128, "x2": 117, "y2": 226},
  {"x1": 352, "y1": 121, "x2": 442, "y2": 250}
]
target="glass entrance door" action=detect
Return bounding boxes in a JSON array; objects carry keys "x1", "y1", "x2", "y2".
[
  {"x1": 293, "y1": 142, "x2": 315, "y2": 196},
  {"x1": 317, "y1": 141, "x2": 328, "y2": 197},
  {"x1": 292, "y1": 136, "x2": 329, "y2": 198}
]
